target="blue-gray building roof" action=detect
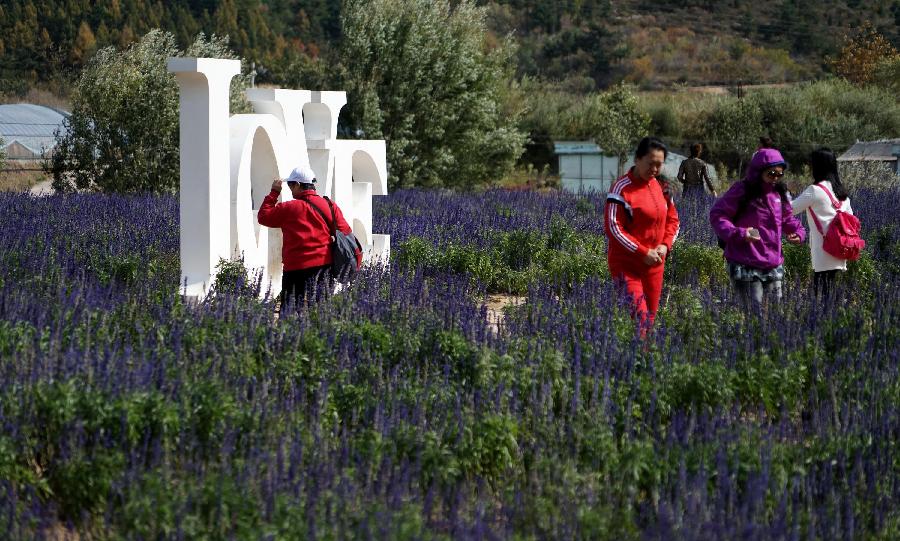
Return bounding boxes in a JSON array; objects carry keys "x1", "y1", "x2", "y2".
[
  {"x1": 553, "y1": 141, "x2": 602, "y2": 155},
  {"x1": 0, "y1": 103, "x2": 70, "y2": 158},
  {"x1": 838, "y1": 139, "x2": 900, "y2": 162}
]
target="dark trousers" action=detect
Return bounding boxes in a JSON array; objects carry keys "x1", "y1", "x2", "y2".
[
  {"x1": 814, "y1": 270, "x2": 839, "y2": 299},
  {"x1": 280, "y1": 265, "x2": 332, "y2": 310}
]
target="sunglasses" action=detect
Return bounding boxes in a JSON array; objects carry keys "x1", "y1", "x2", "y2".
[{"x1": 764, "y1": 169, "x2": 784, "y2": 178}]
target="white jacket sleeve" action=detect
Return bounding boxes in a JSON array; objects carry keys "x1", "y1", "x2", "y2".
[{"x1": 791, "y1": 185, "x2": 816, "y2": 215}]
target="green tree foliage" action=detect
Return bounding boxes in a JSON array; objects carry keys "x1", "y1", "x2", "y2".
[
  {"x1": 634, "y1": 79, "x2": 900, "y2": 174},
  {"x1": 515, "y1": 79, "x2": 582, "y2": 171},
  {"x1": 1, "y1": 0, "x2": 899, "y2": 94},
  {"x1": 569, "y1": 84, "x2": 650, "y2": 176},
  {"x1": 49, "y1": 30, "x2": 250, "y2": 193},
  {"x1": 700, "y1": 98, "x2": 763, "y2": 173},
  {"x1": 873, "y1": 55, "x2": 900, "y2": 93},
  {"x1": 751, "y1": 79, "x2": 900, "y2": 166},
  {"x1": 336, "y1": 0, "x2": 526, "y2": 190}
]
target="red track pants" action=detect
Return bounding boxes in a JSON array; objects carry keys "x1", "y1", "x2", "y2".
[{"x1": 609, "y1": 260, "x2": 665, "y2": 329}]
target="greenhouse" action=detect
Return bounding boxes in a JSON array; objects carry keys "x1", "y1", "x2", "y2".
[{"x1": 0, "y1": 103, "x2": 70, "y2": 160}]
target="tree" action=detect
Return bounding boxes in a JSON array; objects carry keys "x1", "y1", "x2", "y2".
[
  {"x1": 873, "y1": 54, "x2": 900, "y2": 93},
  {"x1": 575, "y1": 84, "x2": 650, "y2": 176},
  {"x1": 830, "y1": 22, "x2": 898, "y2": 85},
  {"x1": 49, "y1": 29, "x2": 250, "y2": 193},
  {"x1": 70, "y1": 21, "x2": 97, "y2": 66},
  {"x1": 335, "y1": 0, "x2": 526, "y2": 190},
  {"x1": 701, "y1": 98, "x2": 763, "y2": 175}
]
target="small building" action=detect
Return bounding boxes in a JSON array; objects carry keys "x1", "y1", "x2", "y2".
[
  {"x1": 554, "y1": 141, "x2": 618, "y2": 193},
  {"x1": 837, "y1": 139, "x2": 900, "y2": 174},
  {"x1": 0, "y1": 103, "x2": 70, "y2": 160},
  {"x1": 555, "y1": 140, "x2": 717, "y2": 193}
]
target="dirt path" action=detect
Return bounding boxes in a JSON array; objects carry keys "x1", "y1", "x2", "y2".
[
  {"x1": 29, "y1": 179, "x2": 54, "y2": 195},
  {"x1": 485, "y1": 294, "x2": 526, "y2": 334}
]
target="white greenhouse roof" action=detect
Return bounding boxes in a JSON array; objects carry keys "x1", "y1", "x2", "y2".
[{"x1": 0, "y1": 103, "x2": 70, "y2": 158}]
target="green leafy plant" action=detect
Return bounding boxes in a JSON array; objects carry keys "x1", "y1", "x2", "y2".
[
  {"x1": 336, "y1": 0, "x2": 526, "y2": 189},
  {"x1": 49, "y1": 30, "x2": 251, "y2": 193}
]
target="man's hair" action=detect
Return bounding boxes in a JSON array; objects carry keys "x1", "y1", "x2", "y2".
[
  {"x1": 288, "y1": 181, "x2": 316, "y2": 191},
  {"x1": 690, "y1": 143, "x2": 703, "y2": 158}
]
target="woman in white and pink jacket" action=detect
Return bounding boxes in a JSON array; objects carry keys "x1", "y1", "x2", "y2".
[{"x1": 791, "y1": 148, "x2": 854, "y2": 298}]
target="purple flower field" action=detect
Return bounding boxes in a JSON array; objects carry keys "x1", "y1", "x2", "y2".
[{"x1": 1, "y1": 188, "x2": 899, "y2": 539}]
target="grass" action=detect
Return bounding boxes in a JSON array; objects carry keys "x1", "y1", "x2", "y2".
[{"x1": 0, "y1": 161, "x2": 50, "y2": 192}]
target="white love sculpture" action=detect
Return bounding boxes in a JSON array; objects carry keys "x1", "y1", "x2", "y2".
[{"x1": 167, "y1": 57, "x2": 390, "y2": 298}]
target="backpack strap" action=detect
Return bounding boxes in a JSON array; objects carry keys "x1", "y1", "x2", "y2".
[
  {"x1": 300, "y1": 196, "x2": 335, "y2": 239},
  {"x1": 809, "y1": 184, "x2": 846, "y2": 236},
  {"x1": 658, "y1": 179, "x2": 675, "y2": 208},
  {"x1": 808, "y1": 207, "x2": 826, "y2": 235},
  {"x1": 322, "y1": 197, "x2": 339, "y2": 238},
  {"x1": 322, "y1": 197, "x2": 363, "y2": 254},
  {"x1": 606, "y1": 193, "x2": 633, "y2": 221},
  {"x1": 814, "y1": 183, "x2": 842, "y2": 210}
]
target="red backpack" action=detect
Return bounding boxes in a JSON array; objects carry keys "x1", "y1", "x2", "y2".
[{"x1": 807, "y1": 184, "x2": 865, "y2": 261}]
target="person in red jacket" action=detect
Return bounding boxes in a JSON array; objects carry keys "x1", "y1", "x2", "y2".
[
  {"x1": 258, "y1": 165, "x2": 356, "y2": 309},
  {"x1": 605, "y1": 137, "x2": 680, "y2": 331}
]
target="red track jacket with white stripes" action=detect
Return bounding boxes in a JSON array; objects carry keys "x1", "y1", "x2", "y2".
[{"x1": 604, "y1": 170, "x2": 680, "y2": 267}]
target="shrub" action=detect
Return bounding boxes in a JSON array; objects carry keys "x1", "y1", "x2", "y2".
[
  {"x1": 644, "y1": 99, "x2": 680, "y2": 142},
  {"x1": 840, "y1": 160, "x2": 900, "y2": 192},
  {"x1": 781, "y1": 240, "x2": 812, "y2": 280},
  {"x1": 666, "y1": 242, "x2": 728, "y2": 287},
  {"x1": 700, "y1": 97, "x2": 762, "y2": 171},
  {"x1": 210, "y1": 256, "x2": 261, "y2": 298}
]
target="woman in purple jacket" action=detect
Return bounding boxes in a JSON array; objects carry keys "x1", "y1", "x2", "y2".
[{"x1": 710, "y1": 148, "x2": 806, "y2": 306}]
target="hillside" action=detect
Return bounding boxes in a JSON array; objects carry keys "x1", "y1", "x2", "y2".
[
  {"x1": 487, "y1": 0, "x2": 900, "y2": 87},
  {"x1": 0, "y1": 0, "x2": 898, "y2": 96}
]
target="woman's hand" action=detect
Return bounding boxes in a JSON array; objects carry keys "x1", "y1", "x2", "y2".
[
  {"x1": 654, "y1": 244, "x2": 668, "y2": 259},
  {"x1": 745, "y1": 227, "x2": 761, "y2": 241},
  {"x1": 786, "y1": 232, "x2": 802, "y2": 244},
  {"x1": 642, "y1": 250, "x2": 663, "y2": 266}
]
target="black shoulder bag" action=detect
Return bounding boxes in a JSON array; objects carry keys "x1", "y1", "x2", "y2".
[{"x1": 303, "y1": 196, "x2": 362, "y2": 284}]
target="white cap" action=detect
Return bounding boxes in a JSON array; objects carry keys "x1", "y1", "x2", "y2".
[{"x1": 284, "y1": 165, "x2": 316, "y2": 183}]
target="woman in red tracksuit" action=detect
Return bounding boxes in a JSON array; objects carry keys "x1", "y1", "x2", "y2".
[{"x1": 604, "y1": 137, "x2": 680, "y2": 330}]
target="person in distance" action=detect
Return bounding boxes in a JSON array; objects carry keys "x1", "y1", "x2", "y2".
[{"x1": 676, "y1": 142, "x2": 717, "y2": 198}]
